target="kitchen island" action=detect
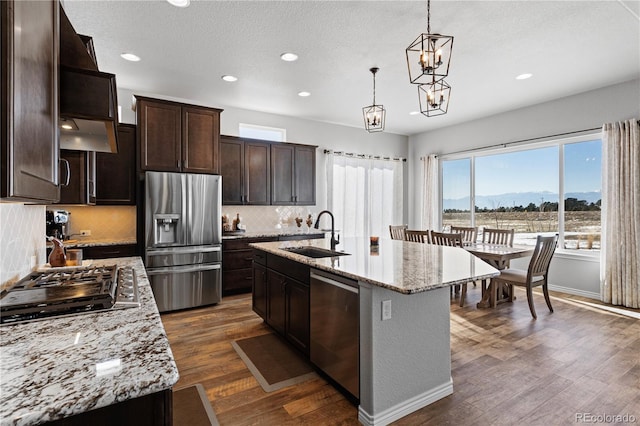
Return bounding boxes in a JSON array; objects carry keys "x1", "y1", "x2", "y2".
[
  {"x1": 250, "y1": 237, "x2": 499, "y2": 426},
  {"x1": 0, "y1": 257, "x2": 179, "y2": 425}
]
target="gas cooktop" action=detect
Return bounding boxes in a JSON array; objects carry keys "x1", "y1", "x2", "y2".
[{"x1": 0, "y1": 265, "x2": 140, "y2": 325}]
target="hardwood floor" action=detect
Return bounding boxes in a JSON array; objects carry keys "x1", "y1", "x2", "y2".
[{"x1": 160, "y1": 286, "x2": 640, "y2": 425}]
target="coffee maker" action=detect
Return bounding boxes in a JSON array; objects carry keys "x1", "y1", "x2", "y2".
[{"x1": 46, "y1": 210, "x2": 71, "y2": 240}]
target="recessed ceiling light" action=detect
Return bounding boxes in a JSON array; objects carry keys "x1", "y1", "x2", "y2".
[
  {"x1": 280, "y1": 53, "x2": 299, "y2": 62},
  {"x1": 221, "y1": 75, "x2": 238, "y2": 82},
  {"x1": 298, "y1": 91, "x2": 311, "y2": 97},
  {"x1": 409, "y1": 111, "x2": 420, "y2": 115},
  {"x1": 120, "y1": 53, "x2": 141, "y2": 62},
  {"x1": 516, "y1": 73, "x2": 533, "y2": 80},
  {"x1": 167, "y1": 0, "x2": 190, "y2": 7}
]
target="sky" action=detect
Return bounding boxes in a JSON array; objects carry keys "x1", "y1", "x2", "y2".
[{"x1": 442, "y1": 139, "x2": 602, "y2": 201}]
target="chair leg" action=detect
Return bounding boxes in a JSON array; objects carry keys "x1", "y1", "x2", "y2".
[
  {"x1": 543, "y1": 282, "x2": 553, "y2": 313},
  {"x1": 459, "y1": 283, "x2": 467, "y2": 307},
  {"x1": 526, "y1": 285, "x2": 537, "y2": 319}
]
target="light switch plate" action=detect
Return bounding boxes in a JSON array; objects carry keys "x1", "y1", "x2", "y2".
[{"x1": 382, "y1": 300, "x2": 392, "y2": 320}]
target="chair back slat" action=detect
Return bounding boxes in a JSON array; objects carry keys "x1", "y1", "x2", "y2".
[
  {"x1": 430, "y1": 231, "x2": 463, "y2": 247},
  {"x1": 389, "y1": 225, "x2": 407, "y2": 240},
  {"x1": 482, "y1": 228, "x2": 515, "y2": 247},
  {"x1": 528, "y1": 235, "x2": 559, "y2": 278},
  {"x1": 405, "y1": 230, "x2": 430, "y2": 243},
  {"x1": 450, "y1": 226, "x2": 478, "y2": 244}
]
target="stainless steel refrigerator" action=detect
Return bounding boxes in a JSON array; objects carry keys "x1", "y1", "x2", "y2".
[{"x1": 144, "y1": 171, "x2": 222, "y2": 312}]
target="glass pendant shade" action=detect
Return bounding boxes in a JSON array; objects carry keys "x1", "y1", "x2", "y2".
[
  {"x1": 362, "y1": 104, "x2": 386, "y2": 132},
  {"x1": 362, "y1": 67, "x2": 385, "y2": 132},
  {"x1": 406, "y1": 33, "x2": 453, "y2": 84},
  {"x1": 418, "y1": 79, "x2": 451, "y2": 117}
]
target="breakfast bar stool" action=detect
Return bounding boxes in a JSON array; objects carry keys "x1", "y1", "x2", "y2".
[{"x1": 389, "y1": 225, "x2": 408, "y2": 240}]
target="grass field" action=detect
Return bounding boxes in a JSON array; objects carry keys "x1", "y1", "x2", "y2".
[{"x1": 442, "y1": 211, "x2": 601, "y2": 250}]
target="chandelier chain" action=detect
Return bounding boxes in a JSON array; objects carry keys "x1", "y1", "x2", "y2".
[
  {"x1": 372, "y1": 71, "x2": 376, "y2": 105},
  {"x1": 427, "y1": 0, "x2": 431, "y2": 34}
]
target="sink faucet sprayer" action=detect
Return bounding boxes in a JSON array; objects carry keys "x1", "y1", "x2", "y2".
[{"x1": 314, "y1": 210, "x2": 339, "y2": 251}]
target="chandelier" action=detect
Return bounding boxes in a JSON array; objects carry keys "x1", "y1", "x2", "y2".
[
  {"x1": 406, "y1": 0, "x2": 453, "y2": 116},
  {"x1": 362, "y1": 67, "x2": 386, "y2": 132},
  {"x1": 418, "y1": 78, "x2": 451, "y2": 117}
]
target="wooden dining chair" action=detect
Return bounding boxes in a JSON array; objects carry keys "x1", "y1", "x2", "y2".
[
  {"x1": 450, "y1": 226, "x2": 478, "y2": 245},
  {"x1": 430, "y1": 231, "x2": 462, "y2": 247},
  {"x1": 430, "y1": 231, "x2": 467, "y2": 305},
  {"x1": 492, "y1": 234, "x2": 558, "y2": 319},
  {"x1": 389, "y1": 225, "x2": 408, "y2": 240},
  {"x1": 404, "y1": 230, "x2": 430, "y2": 243},
  {"x1": 482, "y1": 228, "x2": 515, "y2": 247}
]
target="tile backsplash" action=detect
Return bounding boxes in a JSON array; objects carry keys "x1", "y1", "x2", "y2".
[
  {"x1": 0, "y1": 203, "x2": 46, "y2": 287},
  {"x1": 50, "y1": 205, "x2": 136, "y2": 240},
  {"x1": 222, "y1": 206, "x2": 322, "y2": 232}
]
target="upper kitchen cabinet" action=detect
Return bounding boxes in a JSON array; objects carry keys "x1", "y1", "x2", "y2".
[
  {"x1": 1, "y1": 0, "x2": 60, "y2": 202},
  {"x1": 58, "y1": 150, "x2": 96, "y2": 205},
  {"x1": 136, "y1": 96, "x2": 222, "y2": 174},
  {"x1": 96, "y1": 124, "x2": 136, "y2": 205},
  {"x1": 271, "y1": 143, "x2": 316, "y2": 205},
  {"x1": 220, "y1": 135, "x2": 270, "y2": 205}
]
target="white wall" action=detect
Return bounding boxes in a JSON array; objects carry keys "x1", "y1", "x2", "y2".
[
  {"x1": 118, "y1": 88, "x2": 410, "y2": 223},
  {"x1": 407, "y1": 78, "x2": 640, "y2": 299}
]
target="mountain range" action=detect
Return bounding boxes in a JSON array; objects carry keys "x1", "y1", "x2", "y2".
[{"x1": 443, "y1": 191, "x2": 601, "y2": 211}]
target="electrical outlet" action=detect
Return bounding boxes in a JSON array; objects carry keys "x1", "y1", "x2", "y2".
[
  {"x1": 80, "y1": 230, "x2": 91, "y2": 236},
  {"x1": 382, "y1": 300, "x2": 392, "y2": 321}
]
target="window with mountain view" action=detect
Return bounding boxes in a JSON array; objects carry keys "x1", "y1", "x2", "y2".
[{"x1": 441, "y1": 137, "x2": 602, "y2": 253}]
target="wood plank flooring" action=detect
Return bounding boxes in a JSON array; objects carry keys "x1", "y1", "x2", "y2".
[{"x1": 160, "y1": 286, "x2": 640, "y2": 425}]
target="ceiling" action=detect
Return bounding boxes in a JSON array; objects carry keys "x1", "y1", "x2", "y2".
[{"x1": 62, "y1": 0, "x2": 640, "y2": 136}]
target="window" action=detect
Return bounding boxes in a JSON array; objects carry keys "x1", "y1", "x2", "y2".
[
  {"x1": 441, "y1": 135, "x2": 601, "y2": 253},
  {"x1": 239, "y1": 123, "x2": 286, "y2": 142},
  {"x1": 327, "y1": 154, "x2": 403, "y2": 239}
]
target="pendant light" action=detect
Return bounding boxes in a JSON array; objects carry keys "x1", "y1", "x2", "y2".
[
  {"x1": 362, "y1": 67, "x2": 386, "y2": 133},
  {"x1": 405, "y1": 0, "x2": 454, "y2": 85},
  {"x1": 418, "y1": 78, "x2": 451, "y2": 117}
]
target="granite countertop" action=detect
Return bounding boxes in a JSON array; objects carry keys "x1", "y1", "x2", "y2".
[
  {"x1": 0, "y1": 257, "x2": 179, "y2": 426},
  {"x1": 59, "y1": 238, "x2": 137, "y2": 248},
  {"x1": 222, "y1": 229, "x2": 326, "y2": 239},
  {"x1": 250, "y1": 237, "x2": 500, "y2": 294}
]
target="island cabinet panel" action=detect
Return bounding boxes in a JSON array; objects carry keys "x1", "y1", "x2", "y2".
[
  {"x1": 220, "y1": 136, "x2": 270, "y2": 205},
  {"x1": 96, "y1": 124, "x2": 136, "y2": 205},
  {"x1": 252, "y1": 262, "x2": 267, "y2": 319},
  {"x1": 137, "y1": 96, "x2": 221, "y2": 174},
  {"x1": 267, "y1": 269, "x2": 287, "y2": 335},
  {"x1": 223, "y1": 236, "x2": 274, "y2": 295},
  {"x1": 271, "y1": 143, "x2": 316, "y2": 205},
  {"x1": 1, "y1": 0, "x2": 60, "y2": 202},
  {"x1": 285, "y1": 279, "x2": 310, "y2": 353}
]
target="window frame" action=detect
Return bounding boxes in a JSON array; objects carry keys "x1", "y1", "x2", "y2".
[
  {"x1": 238, "y1": 123, "x2": 286, "y2": 142},
  {"x1": 439, "y1": 131, "x2": 602, "y2": 257}
]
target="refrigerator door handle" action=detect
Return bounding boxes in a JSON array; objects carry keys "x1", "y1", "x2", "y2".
[
  {"x1": 147, "y1": 263, "x2": 222, "y2": 275},
  {"x1": 147, "y1": 246, "x2": 221, "y2": 256}
]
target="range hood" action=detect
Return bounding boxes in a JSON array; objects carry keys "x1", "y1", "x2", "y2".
[{"x1": 59, "y1": 4, "x2": 118, "y2": 153}]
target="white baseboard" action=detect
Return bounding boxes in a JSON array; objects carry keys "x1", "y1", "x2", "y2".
[
  {"x1": 357, "y1": 379, "x2": 453, "y2": 426},
  {"x1": 548, "y1": 284, "x2": 599, "y2": 300}
]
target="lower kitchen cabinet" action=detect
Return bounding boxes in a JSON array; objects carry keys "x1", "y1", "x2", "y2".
[
  {"x1": 253, "y1": 251, "x2": 310, "y2": 355},
  {"x1": 82, "y1": 244, "x2": 137, "y2": 259}
]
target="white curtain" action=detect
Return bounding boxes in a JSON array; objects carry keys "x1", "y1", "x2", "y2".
[
  {"x1": 601, "y1": 119, "x2": 640, "y2": 308},
  {"x1": 326, "y1": 154, "x2": 403, "y2": 239},
  {"x1": 421, "y1": 154, "x2": 440, "y2": 230}
]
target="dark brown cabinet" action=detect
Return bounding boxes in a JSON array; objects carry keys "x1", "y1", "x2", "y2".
[
  {"x1": 96, "y1": 124, "x2": 136, "y2": 205},
  {"x1": 1, "y1": 0, "x2": 60, "y2": 202},
  {"x1": 220, "y1": 136, "x2": 270, "y2": 205},
  {"x1": 136, "y1": 96, "x2": 221, "y2": 174},
  {"x1": 271, "y1": 144, "x2": 316, "y2": 205},
  {"x1": 222, "y1": 237, "x2": 273, "y2": 295},
  {"x1": 82, "y1": 244, "x2": 137, "y2": 259},
  {"x1": 58, "y1": 150, "x2": 96, "y2": 205},
  {"x1": 253, "y1": 251, "x2": 311, "y2": 355}
]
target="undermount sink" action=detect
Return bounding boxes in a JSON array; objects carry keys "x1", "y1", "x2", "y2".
[{"x1": 283, "y1": 246, "x2": 350, "y2": 259}]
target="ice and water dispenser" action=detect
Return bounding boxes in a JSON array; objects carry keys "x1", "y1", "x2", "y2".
[{"x1": 153, "y1": 214, "x2": 181, "y2": 245}]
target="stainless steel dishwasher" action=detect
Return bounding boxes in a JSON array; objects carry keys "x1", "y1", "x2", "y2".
[{"x1": 310, "y1": 269, "x2": 359, "y2": 399}]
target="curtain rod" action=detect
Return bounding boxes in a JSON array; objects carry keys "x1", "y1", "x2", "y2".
[
  {"x1": 420, "y1": 126, "x2": 602, "y2": 160},
  {"x1": 324, "y1": 149, "x2": 406, "y2": 162}
]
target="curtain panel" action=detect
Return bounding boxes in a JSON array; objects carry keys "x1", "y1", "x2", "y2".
[
  {"x1": 601, "y1": 118, "x2": 640, "y2": 308},
  {"x1": 421, "y1": 154, "x2": 440, "y2": 230},
  {"x1": 326, "y1": 154, "x2": 403, "y2": 239}
]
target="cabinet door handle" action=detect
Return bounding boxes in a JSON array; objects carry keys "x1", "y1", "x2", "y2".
[
  {"x1": 177, "y1": 160, "x2": 180, "y2": 169},
  {"x1": 244, "y1": 257, "x2": 253, "y2": 261},
  {"x1": 60, "y1": 158, "x2": 71, "y2": 187}
]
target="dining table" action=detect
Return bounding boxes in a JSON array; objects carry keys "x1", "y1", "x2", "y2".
[{"x1": 464, "y1": 243, "x2": 535, "y2": 308}]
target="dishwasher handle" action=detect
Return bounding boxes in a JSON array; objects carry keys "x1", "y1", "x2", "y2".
[{"x1": 310, "y1": 272, "x2": 358, "y2": 294}]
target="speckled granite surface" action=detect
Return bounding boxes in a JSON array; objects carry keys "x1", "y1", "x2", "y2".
[
  {"x1": 0, "y1": 257, "x2": 179, "y2": 426},
  {"x1": 61, "y1": 238, "x2": 137, "y2": 248},
  {"x1": 222, "y1": 230, "x2": 325, "y2": 240},
  {"x1": 250, "y1": 237, "x2": 500, "y2": 294}
]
